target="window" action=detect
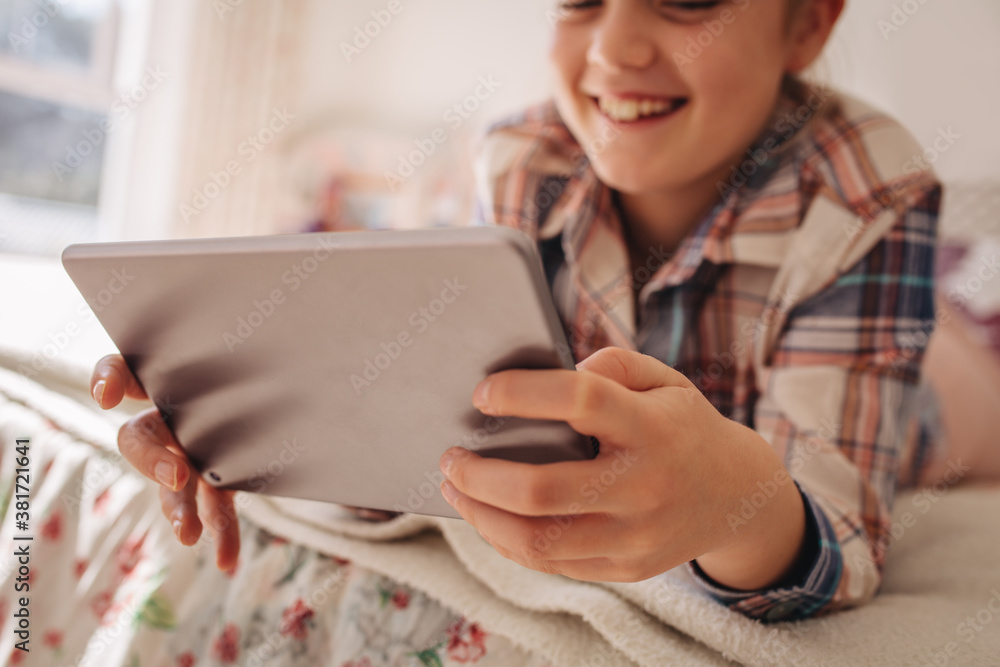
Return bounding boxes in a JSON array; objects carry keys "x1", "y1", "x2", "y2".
[{"x1": 0, "y1": 0, "x2": 118, "y2": 255}]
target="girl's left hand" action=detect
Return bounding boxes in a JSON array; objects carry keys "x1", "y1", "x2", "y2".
[{"x1": 438, "y1": 347, "x2": 803, "y2": 585}]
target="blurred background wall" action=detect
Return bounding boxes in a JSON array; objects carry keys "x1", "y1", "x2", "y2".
[{"x1": 0, "y1": 0, "x2": 997, "y2": 253}]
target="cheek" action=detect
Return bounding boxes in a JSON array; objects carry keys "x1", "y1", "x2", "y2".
[
  {"x1": 548, "y1": 29, "x2": 584, "y2": 96},
  {"x1": 683, "y1": 32, "x2": 788, "y2": 139}
]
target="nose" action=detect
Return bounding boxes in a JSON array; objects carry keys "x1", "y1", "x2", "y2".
[{"x1": 586, "y1": 4, "x2": 657, "y2": 72}]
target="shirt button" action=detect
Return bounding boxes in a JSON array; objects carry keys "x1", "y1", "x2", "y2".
[{"x1": 765, "y1": 601, "x2": 800, "y2": 621}]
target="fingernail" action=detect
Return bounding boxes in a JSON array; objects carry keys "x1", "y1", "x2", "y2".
[
  {"x1": 440, "y1": 451, "x2": 454, "y2": 476},
  {"x1": 172, "y1": 519, "x2": 183, "y2": 542},
  {"x1": 155, "y1": 460, "x2": 177, "y2": 489},
  {"x1": 441, "y1": 480, "x2": 459, "y2": 505},
  {"x1": 92, "y1": 379, "x2": 106, "y2": 406},
  {"x1": 472, "y1": 377, "x2": 491, "y2": 410}
]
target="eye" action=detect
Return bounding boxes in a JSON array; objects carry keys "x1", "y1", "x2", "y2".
[
  {"x1": 660, "y1": 1, "x2": 721, "y2": 9},
  {"x1": 553, "y1": 0, "x2": 723, "y2": 24},
  {"x1": 556, "y1": 0, "x2": 602, "y2": 12},
  {"x1": 655, "y1": 0, "x2": 723, "y2": 22},
  {"x1": 552, "y1": 0, "x2": 602, "y2": 23}
]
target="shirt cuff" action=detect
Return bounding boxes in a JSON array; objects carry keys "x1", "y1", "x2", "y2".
[{"x1": 686, "y1": 482, "x2": 843, "y2": 622}]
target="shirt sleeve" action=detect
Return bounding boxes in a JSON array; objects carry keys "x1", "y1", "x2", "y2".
[{"x1": 687, "y1": 183, "x2": 941, "y2": 622}]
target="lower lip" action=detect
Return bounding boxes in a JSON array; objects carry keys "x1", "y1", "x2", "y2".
[{"x1": 591, "y1": 98, "x2": 687, "y2": 129}]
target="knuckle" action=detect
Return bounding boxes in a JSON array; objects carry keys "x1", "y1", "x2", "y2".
[
  {"x1": 117, "y1": 419, "x2": 145, "y2": 460},
  {"x1": 511, "y1": 522, "x2": 546, "y2": 560},
  {"x1": 521, "y1": 472, "x2": 557, "y2": 513},
  {"x1": 489, "y1": 538, "x2": 511, "y2": 561},
  {"x1": 630, "y1": 527, "x2": 660, "y2": 560},
  {"x1": 518, "y1": 539, "x2": 548, "y2": 563},
  {"x1": 454, "y1": 493, "x2": 473, "y2": 524},
  {"x1": 448, "y1": 458, "x2": 469, "y2": 493},
  {"x1": 570, "y1": 373, "x2": 606, "y2": 420},
  {"x1": 203, "y1": 486, "x2": 236, "y2": 519},
  {"x1": 616, "y1": 558, "x2": 653, "y2": 583},
  {"x1": 158, "y1": 485, "x2": 174, "y2": 514},
  {"x1": 518, "y1": 544, "x2": 542, "y2": 562},
  {"x1": 596, "y1": 345, "x2": 631, "y2": 371},
  {"x1": 133, "y1": 411, "x2": 160, "y2": 440},
  {"x1": 536, "y1": 558, "x2": 563, "y2": 576}
]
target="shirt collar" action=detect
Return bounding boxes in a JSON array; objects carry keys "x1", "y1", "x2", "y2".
[{"x1": 538, "y1": 80, "x2": 816, "y2": 339}]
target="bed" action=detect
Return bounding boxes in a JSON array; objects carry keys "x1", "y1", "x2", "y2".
[{"x1": 0, "y1": 187, "x2": 998, "y2": 665}]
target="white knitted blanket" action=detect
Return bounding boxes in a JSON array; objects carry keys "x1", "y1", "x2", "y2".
[{"x1": 2, "y1": 357, "x2": 999, "y2": 667}]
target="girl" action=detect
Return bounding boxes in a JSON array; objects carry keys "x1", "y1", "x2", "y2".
[{"x1": 91, "y1": 0, "x2": 999, "y2": 643}]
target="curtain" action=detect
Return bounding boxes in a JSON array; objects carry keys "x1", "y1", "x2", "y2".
[{"x1": 170, "y1": 0, "x2": 308, "y2": 238}]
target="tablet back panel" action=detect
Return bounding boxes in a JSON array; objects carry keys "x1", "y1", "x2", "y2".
[{"x1": 62, "y1": 227, "x2": 597, "y2": 518}]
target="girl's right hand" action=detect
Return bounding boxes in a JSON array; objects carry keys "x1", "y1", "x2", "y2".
[{"x1": 91, "y1": 354, "x2": 241, "y2": 571}]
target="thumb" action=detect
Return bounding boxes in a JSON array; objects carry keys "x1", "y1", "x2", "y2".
[{"x1": 577, "y1": 347, "x2": 693, "y2": 392}]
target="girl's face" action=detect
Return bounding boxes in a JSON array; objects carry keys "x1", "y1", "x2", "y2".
[{"x1": 549, "y1": 0, "x2": 816, "y2": 197}]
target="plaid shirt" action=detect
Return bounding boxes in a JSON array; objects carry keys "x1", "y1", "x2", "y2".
[{"x1": 471, "y1": 78, "x2": 942, "y2": 622}]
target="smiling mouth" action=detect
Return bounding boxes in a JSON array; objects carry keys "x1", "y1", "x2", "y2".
[{"x1": 594, "y1": 96, "x2": 688, "y2": 123}]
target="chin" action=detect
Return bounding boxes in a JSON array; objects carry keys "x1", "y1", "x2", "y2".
[{"x1": 588, "y1": 155, "x2": 675, "y2": 196}]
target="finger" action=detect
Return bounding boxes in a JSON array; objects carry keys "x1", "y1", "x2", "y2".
[
  {"x1": 117, "y1": 407, "x2": 191, "y2": 492},
  {"x1": 576, "y1": 347, "x2": 692, "y2": 391},
  {"x1": 511, "y1": 553, "x2": 649, "y2": 583},
  {"x1": 440, "y1": 447, "x2": 633, "y2": 515},
  {"x1": 91, "y1": 354, "x2": 148, "y2": 409},
  {"x1": 196, "y1": 481, "x2": 241, "y2": 571},
  {"x1": 442, "y1": 482, "x2": 645, "y2": 581},
  {"x1": 159, "y1": 461, "x2": 202, "y2": 546},
  {"x1": 441, "y1": 479, "x2": 623, "y2": 560},
  {"x1": 471, "y1": 367, "x2": 641, "y2": 443}
]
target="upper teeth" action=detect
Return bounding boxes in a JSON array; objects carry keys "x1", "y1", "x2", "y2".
[{"x1": 598, "y1": 97, "x2": 676, "y2": 122}]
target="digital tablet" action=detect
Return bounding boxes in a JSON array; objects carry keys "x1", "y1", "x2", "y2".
[{"x1": 61, "y1": 226, "x2": 597, "y2": 519}]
